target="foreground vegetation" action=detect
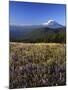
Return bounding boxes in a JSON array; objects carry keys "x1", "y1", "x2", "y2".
[{"x1": 9, "y1": 43, "x2": 66, "y2": 89}]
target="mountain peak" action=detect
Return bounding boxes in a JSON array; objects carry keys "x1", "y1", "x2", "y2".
[
  {"x1": 47, "y1": 20, "x2": 56, "y2": 25},
  {"x1": 42, "y1": 20, "x2": 63, "y2": 29},
  {"x1": 43, "y1": 20, "x2": 57, "y2": 25}
]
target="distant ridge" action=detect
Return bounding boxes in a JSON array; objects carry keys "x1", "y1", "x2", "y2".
[
  {"x1": 10, "y1": 20, "x2": 64, "y2": 29},
  {"x1": 10, "y1": 20, "x2": 66, "y2": 43}
]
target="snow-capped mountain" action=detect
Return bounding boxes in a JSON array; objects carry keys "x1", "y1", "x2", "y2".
[
  {"x1": 10, "y1": 19, "x2": 65, "y2": 42},
  {"x1": 42, "y1": 20, "x2": 63, "y2": 29}
]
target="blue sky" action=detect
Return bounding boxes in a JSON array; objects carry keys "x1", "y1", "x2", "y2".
[{"x1": 9, "y1": 1, "x2": 66, "y2": 26}]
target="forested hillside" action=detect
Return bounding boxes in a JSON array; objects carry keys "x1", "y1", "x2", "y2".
[{"x1": 10, "y1": 26, "x2": 66, "y2": 43}]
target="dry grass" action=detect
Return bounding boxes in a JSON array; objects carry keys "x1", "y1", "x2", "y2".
[{"x1": 9, "y1": 42, "x2": 66, "y2": 89}]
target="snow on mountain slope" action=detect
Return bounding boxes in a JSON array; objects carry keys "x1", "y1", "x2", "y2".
[{"x1": 42, "y1": 20, "x2": 63, "y2": 29}]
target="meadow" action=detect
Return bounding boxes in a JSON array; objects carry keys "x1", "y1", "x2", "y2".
[{"x1": 9, "y1": 43, "x2": 66, "y2": 88}]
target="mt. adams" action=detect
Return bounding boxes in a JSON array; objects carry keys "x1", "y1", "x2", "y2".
[{"x1": 42, "y1": 20, "x2": 63, "y2": 29}]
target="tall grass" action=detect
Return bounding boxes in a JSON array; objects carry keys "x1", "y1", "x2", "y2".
[{"x1": 9, "y1": 43, "x2": 66, "y2": 89}]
